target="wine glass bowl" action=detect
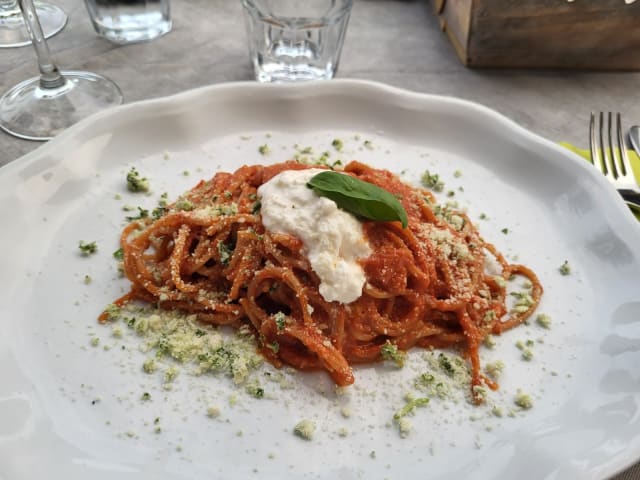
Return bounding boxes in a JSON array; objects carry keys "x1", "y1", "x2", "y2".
[
  {"x1": 0, "y1": 72, "x2": 123, "y2": 140},
  {"x1": 0, "y1": 0, "x2": 123, "y2": 141},
  {"x1": 0, "y1": 0, "x2": 66, "y2": 48}
]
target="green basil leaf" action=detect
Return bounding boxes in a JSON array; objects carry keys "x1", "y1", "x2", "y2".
[{"x1": 307, "y1": 171, "x2": 408, "y2": 228}]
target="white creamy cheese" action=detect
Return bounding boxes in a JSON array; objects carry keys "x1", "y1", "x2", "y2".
[{"x1": 257, "y1": 168, "x2": 371, "y2": 304}]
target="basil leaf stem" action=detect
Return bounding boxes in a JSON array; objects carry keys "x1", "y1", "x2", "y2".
[{"x1": 307, "y1": 171, "x2": 408, "y2": 228}]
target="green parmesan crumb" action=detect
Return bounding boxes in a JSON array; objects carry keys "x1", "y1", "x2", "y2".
[
  {"x1": 491, "y1": 405, "x2": 504, "y2": 417},
  {"x1": 510, "y1": 291, "x2": 534, "y2": 314},
  {"x1": 472, "y1": 385, "x2": 487, "y2": 402},
  {"x1": 217, "y1": 241, "x2": 233, "y2": 266},
  {"x1": 207, "y1": 406, "x2": 221, "y2": 418},
  {"x1": 536, "y1": 313, "x2": 552, "y2": 329},
  {"x1": 420, "y1": 170, "x2": 444, "y2": 192},
  {"x1": 90, "y1": 337, "x2": 100, "y2": 347},
  {"x1": 483, "y1": 335, "x2": 496, "y2": 349},
  {"x1": 246, "y1": 384, "x2": 264, "y2": 399},
  {"x1": 493, "y1": 275, "x2": 507, "y2": 289},
  {"x1": 559, "y1": 260, "x2": 571, "y2": 275},
  {"x1": 142, "y1": 358, "x2": 157, "y2": 374},
  {"x1": 83, "y1": 275, "x2": 92, "y2": 285},
  {"x1": 393, "y1": 397, "x2": 429, "y2": 420},
  {"x1": 141, "y1": 392, "x2": 151, "y2": 401},
  {"x1": 125, "y1": 207, "x2": 149, "y2": 221},
  {"x1": 274, "y1": 312, "x2": 286, "y2": 331},
  {"x1": 415, "y1": 372, "x2": 435, "y2": 387},
  {"x1": 453, "y1": 169, "x2": 462, "y2": 178},
  {"x1": 397, "y1": 417, "x2": 412, "y2": 438},
  {"x1": 521, "y1": 349, "x2": 534, "y2": 361},
  {"x1": 258, "y1": 144, "x2": 271, "y2": 155},
  {"x1": 105, "y1": 305, "x2": 264, "y2": 399},
  {"x1": 380, "y1": 341, "x2": 406, "y2": 368},
  {"x1": 484, "y1": 360, "x2": 505, "y2": 379},
  {"x1": 293, "y1": 419, "x2": 316, "y2": 440},
  {"x1": 483, "y1": 310, "x2": 496, "y2": 325},
  {"x1": 501, "y1": 228, "x2": 509, "y2": 234},
  {"x1": 514, "y1": 391, "x2": 533, "y2": 409},
  {"x1": 126, "y1": 167, "x2": 150, "y2": 193},
  {"x1": 175, "y1": 198, "x2": 194, "y2": 211},
  {"x1": 78, "y1": 241, "x2": 98, "y2": 256},
  {"x1": 331, "y1": 139, "x2": 344, "y2": 151},
  {"x1": 164, "y1": 365, "x2": 179, "y2": 382},
  {"x1": 438, "y1": 353, "x2": 455, "y2": 377}
]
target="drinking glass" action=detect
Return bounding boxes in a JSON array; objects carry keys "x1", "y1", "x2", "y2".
[
  {"x1": 84, "y1": 0, "x2": 171, "y2": 44},
  {"x1": 0, "y1": 0, "x2": 66, "y2": 48},
  {"x1": 0, "y1": 0, "x2": 123, "y2": 140},
  {"x1": 240, "y1": 0, "x2": 353, "y2": 83}
]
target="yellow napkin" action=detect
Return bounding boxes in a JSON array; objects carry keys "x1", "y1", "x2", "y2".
[{"x1": 559, "y1": 142, "x2": 640, "y2": 220}]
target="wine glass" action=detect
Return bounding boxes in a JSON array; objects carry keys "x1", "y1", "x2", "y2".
[
  {"x1": 0, "y1": 0, "x2": 123, "y2": 141},
  {"x1": 0, "y1": 0, "x2": 66, "y2": 48}
]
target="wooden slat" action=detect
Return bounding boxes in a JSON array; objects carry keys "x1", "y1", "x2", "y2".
[{"x1": 435, "y1": 0, "x2": 640, "y2": 70}]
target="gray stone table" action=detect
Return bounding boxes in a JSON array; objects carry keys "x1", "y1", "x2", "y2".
[{"x1": 1, "y1": 0, "x2": 639, "y2": 478}]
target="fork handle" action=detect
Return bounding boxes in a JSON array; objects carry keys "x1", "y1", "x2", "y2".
[{"x1": 619, "y1": 189, "x2": 640, "y2": 205}]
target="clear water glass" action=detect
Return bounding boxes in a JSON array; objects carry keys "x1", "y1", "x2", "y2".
[
  {"x1": 84, "y1": 0, "x2": 171, "y2": 44},
  {"x1": 241, "y1": 0, "x2": 353, "y2": 83}
]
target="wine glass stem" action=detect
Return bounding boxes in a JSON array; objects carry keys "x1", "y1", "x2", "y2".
[{"x1": 18, "y1": 0, "x2": 65, "y2": 89}]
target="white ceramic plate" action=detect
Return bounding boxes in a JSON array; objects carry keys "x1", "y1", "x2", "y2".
[{"x1": 1, "y1": 80, "x2": 640, "y2": 480}]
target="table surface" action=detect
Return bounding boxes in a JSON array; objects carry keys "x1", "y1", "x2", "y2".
[{"x1": 1, "y1": 1, "x2": 639, "y2": 478}]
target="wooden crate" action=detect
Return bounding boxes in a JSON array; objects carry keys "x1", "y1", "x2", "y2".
[{"x1": 433, "y1": 0, "x2": 640, "y2": 70}]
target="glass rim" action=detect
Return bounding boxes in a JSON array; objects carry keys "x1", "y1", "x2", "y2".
[{"x1": 240, "y1": 0, "x2": 353, "y2": 22}]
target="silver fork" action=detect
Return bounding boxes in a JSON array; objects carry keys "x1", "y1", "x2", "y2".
[{"x1": 589, "y1": 112, "x2": 640, "y2": 196}]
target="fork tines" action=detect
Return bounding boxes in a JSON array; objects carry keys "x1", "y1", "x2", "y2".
[{"x1": 589, "y1": 111, "x2": 633, "y2": 181}]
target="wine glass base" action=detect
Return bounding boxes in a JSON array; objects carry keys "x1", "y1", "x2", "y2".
[
  {"x1": 0, "y1": 2, "x2": 67, "y2": 48},
  {"x1": 0, "y1": 71, "x2": 124, "y2": 141}
]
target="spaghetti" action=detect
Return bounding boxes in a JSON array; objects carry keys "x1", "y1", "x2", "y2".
[{"x1": 103, "y1": 161, "x2": 542, "y2": 402}]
